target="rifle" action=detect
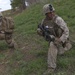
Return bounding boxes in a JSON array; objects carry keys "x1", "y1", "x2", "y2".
[{"x1": 38, "y1": 24, "x2": 55, "y2": 42}]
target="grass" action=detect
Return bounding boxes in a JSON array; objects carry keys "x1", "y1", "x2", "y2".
[{"x1": 0, "y1": 0, "x2": 75, "y2": 75}]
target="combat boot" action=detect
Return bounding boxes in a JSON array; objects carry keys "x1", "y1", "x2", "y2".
[{"x1": 43, "y1": 68, "x2": 54, "y2": 75}]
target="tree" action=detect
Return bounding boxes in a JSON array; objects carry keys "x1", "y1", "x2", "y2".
[
  {"x1": 22, "y1": 0, "x2": 26, "y2": 10},
  {"x1": 26, "y1": 0, "x2": 37, "y2": 5},
  {"x1": 10, "y1": 0, "x2": 26, "y2": 11}
]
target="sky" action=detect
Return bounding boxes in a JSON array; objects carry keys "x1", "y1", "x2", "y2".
[{"x1": 0, "y1": 0, "x2": 11, "y2": 11}]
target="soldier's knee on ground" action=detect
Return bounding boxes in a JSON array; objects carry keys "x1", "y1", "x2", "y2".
[
  {"x1": 5, "y1": 34, "x2": 12, "y2": 44},
  {"x1": 11, "y1": 39, "x2": 18, "y2": 49},
  {"x1": 6, "y1": 39, "x2": 18, "y2": 49},
  {"x1": 6, "y1": 39, "x2": 14, "y2": 48},
  {"x1": 5, "y1": 34, "x2": 18, "y2": 49}
]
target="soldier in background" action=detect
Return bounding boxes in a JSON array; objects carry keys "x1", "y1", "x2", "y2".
[
  {"x1": 37, "y1": 4, "x2": 72, "y2": 75},
  {"x1": 0, "y1": 12, "x2": 16, "y2": 49}
]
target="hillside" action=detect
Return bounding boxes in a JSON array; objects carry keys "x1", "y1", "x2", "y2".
[{"x1": 0, "y1": 0, "x2": 75, "y2": 75}]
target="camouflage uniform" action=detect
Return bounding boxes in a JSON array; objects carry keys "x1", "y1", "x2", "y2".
[
  {"x1": 37, "y1": 4, "x2": 72, "y2": 71},
  {"x1": 47, "y1": 15, "x2": 72, "y2": 69},
  {"x1": 0, "y1": 13, "x2": 15, "y2": 48}
]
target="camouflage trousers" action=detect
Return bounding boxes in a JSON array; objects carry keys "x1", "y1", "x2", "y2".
[
  {"x1": 0, "y1": 33, "x2": 15, "y2": 48},
  {"x1": 47, "y1": 40, "x2": 72, "y2": 69}
]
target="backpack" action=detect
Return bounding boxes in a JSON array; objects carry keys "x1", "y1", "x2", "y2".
[{"x1": 2, "y1": 17, "x2": 14, "y2": 33}]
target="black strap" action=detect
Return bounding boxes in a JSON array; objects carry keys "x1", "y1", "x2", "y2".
[{"x1": 49, "y1": 5, "x2": 53, "y2": 11}]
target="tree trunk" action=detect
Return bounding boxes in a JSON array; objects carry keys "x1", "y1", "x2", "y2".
[{"x1": 22, "y1": 0, "x2": 26, "y2": 10}]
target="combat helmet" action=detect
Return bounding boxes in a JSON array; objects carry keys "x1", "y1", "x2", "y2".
[{"x1": 43, "y1": 4, "x2": 55, "y2": 15}]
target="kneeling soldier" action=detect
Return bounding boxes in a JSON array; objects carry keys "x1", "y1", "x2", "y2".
[
  {"x1": 0, "y1": 12, "x2": 16, "y2": 48},
  {"x1": 37, "y1": 4, "x2": 72, "y2": 75}
]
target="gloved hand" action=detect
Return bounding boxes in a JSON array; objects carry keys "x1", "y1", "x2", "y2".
[
  {"x1": 49, "y1": 35, "x2": 55, "y2": 41},
  {"x1": 37, "y1": 28, "x2": 43, "y2": 36}
]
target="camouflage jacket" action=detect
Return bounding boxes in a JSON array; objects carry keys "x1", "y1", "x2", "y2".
[{"x1": 40, "y1": 15, "x2": 69, "y2": 43}]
